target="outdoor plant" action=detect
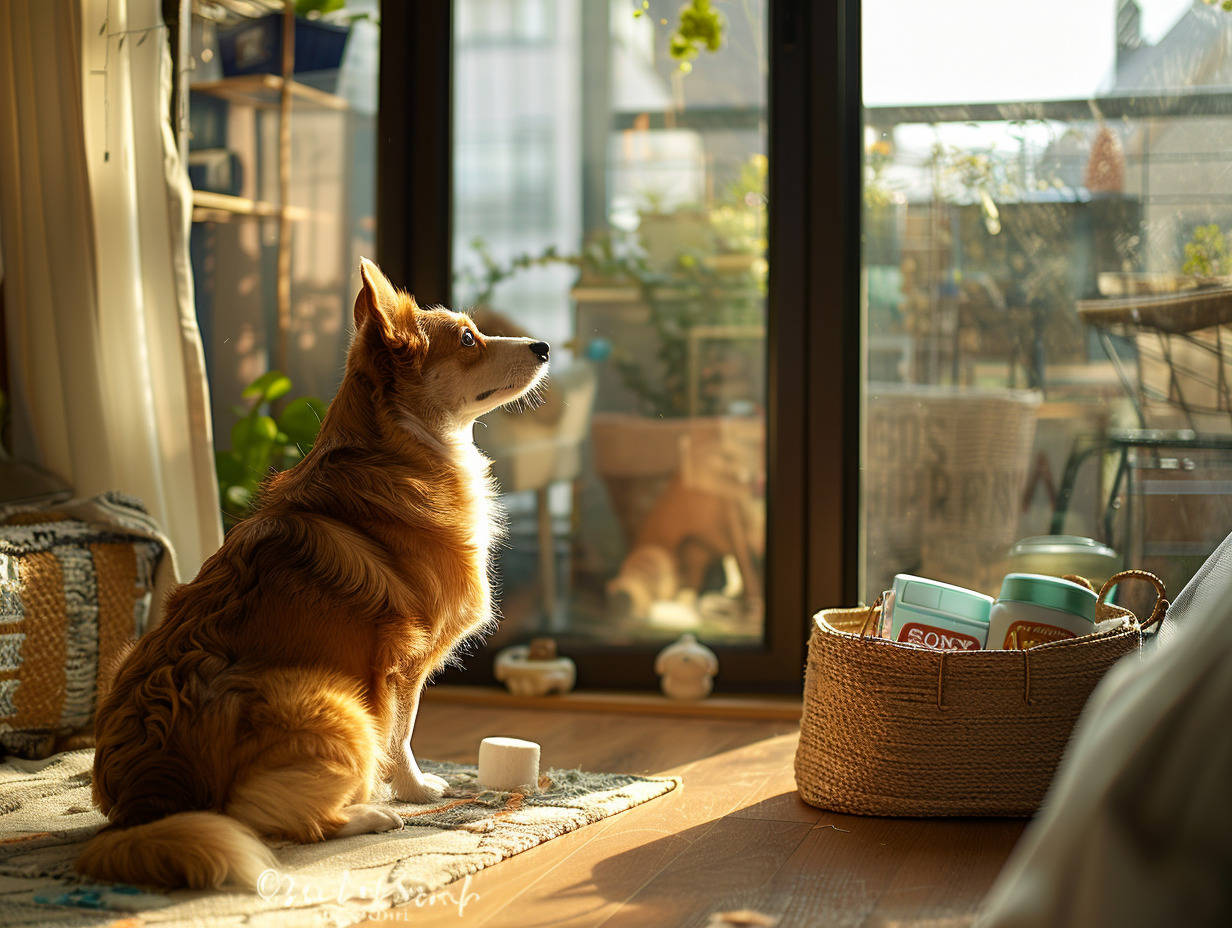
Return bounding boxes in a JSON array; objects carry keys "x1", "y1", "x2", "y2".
[
  {"x1": 614, "y1": 261, "x2": 763, "y2": 418},
  {"x1": 634, "y1": 0, "x2": 725, "y2": 74},
  {"x1": 708, "y1": 152, "x2": 769, "y2": 258},
  {"x1": 926, "y1": 141, "x2": 1023, "y2": 236},
  {"x1": 1182, "y1": 223, "x2": 1228, "y2": 277},
  {"x1": 903, "y1": 127, "x2": 1103, "y2": 388},
  {"x1": 455, "y1": 229, "x2": 651, "y2": 311},
  {"x1": 458, "y1": 243, "x2": 762, "y2": 419},
  {"x1": 865, "y1": 138, "x2": 899, "y2": 210},
  {"x1": 456, "y1": 150, "x2": 768, "y2": 419},
  {"x1": 214, "y1": 370, "x2": 326, "y2": 530}
]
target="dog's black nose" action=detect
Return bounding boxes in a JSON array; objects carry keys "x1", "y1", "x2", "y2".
[{"x1": 530, "y1": 341, "x2": 550, "y2": 362}]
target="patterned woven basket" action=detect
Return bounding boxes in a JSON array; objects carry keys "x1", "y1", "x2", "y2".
[
  {"x1": 0, "y1": 493, "x2": 167, "y2": 759},
  {"x1": 794, "y1": 570, "x2": 1167, "y2": 817}
]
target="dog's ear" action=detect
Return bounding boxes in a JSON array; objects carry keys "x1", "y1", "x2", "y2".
[{"x1": 354, "y1": 258, "x2": 402, "y2": 344}]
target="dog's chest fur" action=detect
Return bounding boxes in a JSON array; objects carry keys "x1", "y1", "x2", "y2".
[
  {"x1": 455, "y1": 438, "x2": 499, "y2": 606},
  {"x1": 418, "y1": 434, "x2": 502, "y2": 662}
]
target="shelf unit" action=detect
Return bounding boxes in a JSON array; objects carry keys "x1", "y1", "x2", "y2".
[
  {"x1": 188, "y1": 8, "x2": 348, "y2": 375},
  {"x1": 190, "y1": 73, "x2": 349, "y2": 111},
  {"x1": 190, "y1": 189, "x2": 310, "y2": 224}
]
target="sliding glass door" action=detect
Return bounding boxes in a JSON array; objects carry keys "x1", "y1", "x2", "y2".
[
  {"x1": 455, "y1": 0, "x2": 776, "y2": 679},
  {"x1": 379, "y1": 1, "x2": 855, "y2": 690}
]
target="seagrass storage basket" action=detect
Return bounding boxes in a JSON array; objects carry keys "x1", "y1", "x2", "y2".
[{"x1": 794, "y1": 570, "x2": 1167, "y2": 817}]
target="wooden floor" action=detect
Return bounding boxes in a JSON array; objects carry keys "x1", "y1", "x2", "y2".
[{"x1": 381, "y1": 698, "x2": 1026, "y2": 928}]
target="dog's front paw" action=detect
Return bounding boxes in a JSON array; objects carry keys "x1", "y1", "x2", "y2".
[
  {"x1": 334, "y1": 803, "x2": 406, "y2": 837},
  {"x1": 391, "y1": 768, "x2": 450, "y2": 804}
]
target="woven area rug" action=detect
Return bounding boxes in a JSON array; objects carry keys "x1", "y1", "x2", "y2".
[{"x1": 0, "y1": 749, "x2": 678, "y2": 927}]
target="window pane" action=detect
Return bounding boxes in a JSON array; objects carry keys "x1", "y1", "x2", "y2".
[
  {"x1": 452, "y1": 0, "x2": 769, "y2": 648},
  {"x1": 862, "y1": 0, "x2": 1232, "y2": 615}
]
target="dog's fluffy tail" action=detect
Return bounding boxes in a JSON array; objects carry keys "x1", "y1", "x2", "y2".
[{"x1": 76, "y1": 812, "x2": 277, "y2": 890}]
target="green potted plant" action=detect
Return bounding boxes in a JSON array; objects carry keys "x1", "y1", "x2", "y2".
[{"x1": 214, "y1": 370, "x2": 326, "y2": 531}]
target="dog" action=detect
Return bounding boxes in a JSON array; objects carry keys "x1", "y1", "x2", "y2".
[{"x1": 76, "y1": 259, "x2": 549, "y2": 889}]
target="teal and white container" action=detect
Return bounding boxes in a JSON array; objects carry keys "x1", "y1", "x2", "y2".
[
  {"x1": 887, "y1": 574, "x2": 993, "y2": 651},
  {"x1": 987, "y1": 573, "x2": 1099, "y2": 650}
]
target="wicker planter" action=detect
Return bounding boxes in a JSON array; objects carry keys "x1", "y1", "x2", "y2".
[
  {"x1": 590, "y1": 414, "x2": 762, "y2": 546},
  {"x1": 865, "y1": 386, "x2": 1042, "y2": 596}
]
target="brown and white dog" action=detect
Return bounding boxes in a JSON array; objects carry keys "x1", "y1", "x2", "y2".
[{"x1": 76, "y1": 259, "x2": 549, "y2": 889}]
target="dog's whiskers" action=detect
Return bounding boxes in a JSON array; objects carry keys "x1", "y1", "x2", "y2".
[{"x1": 499, "y1": 378, "x2": 549, "y2": 414}]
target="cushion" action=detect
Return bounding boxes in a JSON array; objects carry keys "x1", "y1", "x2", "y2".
[{"x1": 0, "y1": 492, "x2": 169, "y2": 759}]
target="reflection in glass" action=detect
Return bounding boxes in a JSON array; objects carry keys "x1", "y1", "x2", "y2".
[
  {"x1": 862, "y1": 1, "x2": 1232, "y2": 612},
  {"x1": 452, "y1": 0, "x2": 768, "y2": 646}
]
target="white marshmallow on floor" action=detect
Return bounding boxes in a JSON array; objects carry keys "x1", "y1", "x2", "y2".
[{"x1": 478, "y1": 736, "x2": 541, "y2": 791}]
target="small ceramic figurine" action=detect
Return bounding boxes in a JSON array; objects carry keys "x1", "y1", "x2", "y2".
[
  {"x1": 655, "y1": 633, "x2": 719, "y2": 700},
  {"x1": 493, "y1": 638, "x2": 576, "y2": 696}
]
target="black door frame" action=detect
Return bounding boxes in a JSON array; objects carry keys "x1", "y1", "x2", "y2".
[{"x1": 376, "y1": 0, "x2": 860, "y2": 692}]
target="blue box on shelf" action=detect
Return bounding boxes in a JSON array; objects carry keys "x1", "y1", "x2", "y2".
[{"x1": 217, "y1": 15, "x2": 349, "y2": 78}]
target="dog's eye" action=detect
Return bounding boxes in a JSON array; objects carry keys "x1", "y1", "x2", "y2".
[{"x1": 461, "y1": 330, "x2": 476, "y2": 347}]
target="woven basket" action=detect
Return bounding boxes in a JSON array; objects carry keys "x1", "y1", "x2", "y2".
[{"x1": 794, "y1": 570, "x2": 1167, "y2": 817}]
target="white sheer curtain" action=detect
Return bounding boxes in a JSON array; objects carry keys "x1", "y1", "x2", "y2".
[{"x1": 0, "y1": 0, "x2": 222, "y2": 577}]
